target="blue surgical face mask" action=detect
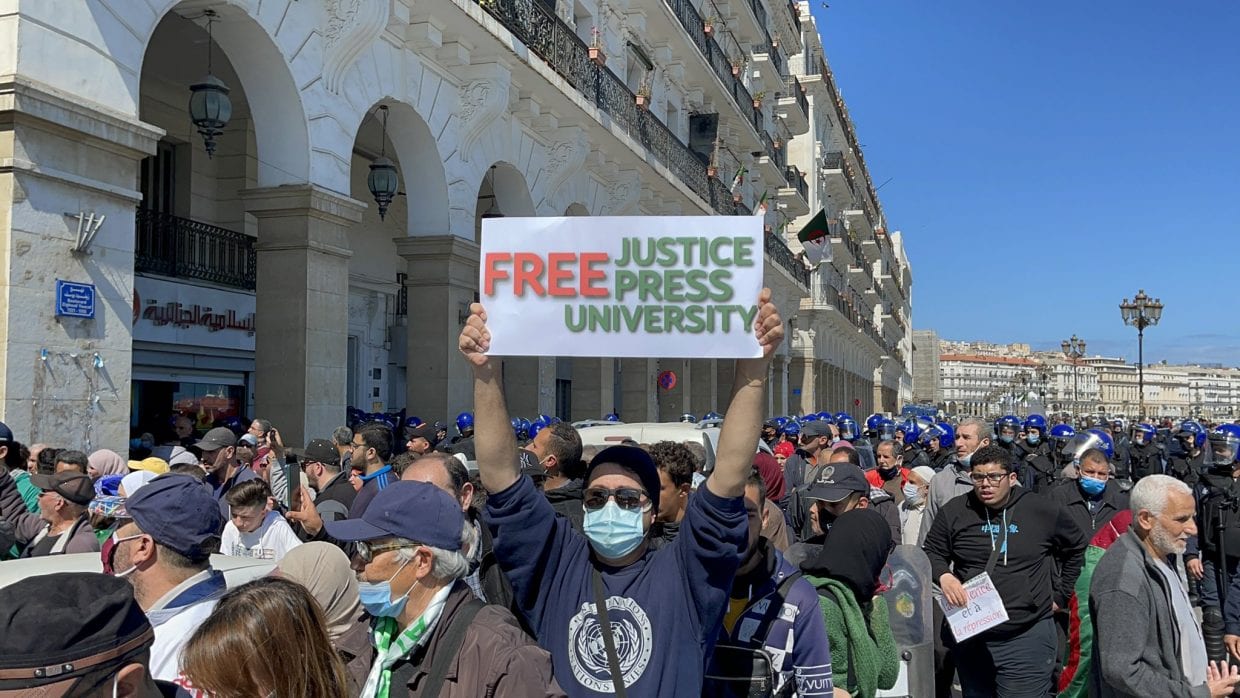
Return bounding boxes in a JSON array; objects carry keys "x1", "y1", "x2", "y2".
[
  {"x1": 902, "y1": 483, "x2": 923, "y2": 505},
  {"x1": 358, "y1": 560, "x2": 411, "y2": 618},
  {"x1": 999, "y1": 434, "x2": 1014, "y2": 445},
  {"x1": 583, "y1": 501, "x2": 646, "y2": 560},
  {"x1": 959, "y1": 451, "x2": 973, "y2": 467},
  {"x1": 1078, "y1": 476, "x2": 1106, "y2": 496},
  {"x1": 1026, "y1": 434, "x2": 1040, "y2": 446}
]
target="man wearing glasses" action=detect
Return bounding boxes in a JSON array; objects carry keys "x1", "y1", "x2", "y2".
[
  {"x1": 459, "y1": 290, "x2": 784, "y2": 697},
  {"x1": 923, "y1": 444, "x2": 1087, "y2": 697},
  {"x1": 324, "y1": 480, "x2": 556, "y2": 696}
]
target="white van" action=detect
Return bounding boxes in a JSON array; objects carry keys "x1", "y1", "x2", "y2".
[
  {"x1": 0, "y1": 553, "x2": 274, "y2": 590},
  {"x1": 577, "y1": 421, "x2": 771, "y2": 472}
]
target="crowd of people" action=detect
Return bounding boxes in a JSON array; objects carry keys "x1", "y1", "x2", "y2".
[{"x1": 3, "y1": 293, "x2": 1240, "y2": 697}]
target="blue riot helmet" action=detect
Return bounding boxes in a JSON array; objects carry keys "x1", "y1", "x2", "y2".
[
  {"x1": 1131, "y1": 423, "x2": 1156, "y2": 447},
  {"x1": 405, "y1": 415, "x2": 424, "y2": 429},
  {"x1": 680, "y1": 413, "x2": 697, "y2": 424},
  {"x1": 527, "y1": 421, "x2": 545, "y2": 440},
  {"x1": 774, "y1": 416, "x2": 790, "y2": 429},
  {"x1": 782, "y1": 420, "x2": 801, "y2": 437},
  {"x1": 802, "y1": 413, "x2": 820, "y2": 422},
  {"x1": 874, "y1": 417, "x2": 896, "y2": 441},
  {"x1": 1207, "y1": 424, "x2": 1240, "y2": 469},
  {"x1": 510, "y1": 417, "x2": 526, "y2": 440},
  {"x1": 1023, "y1": 414, "x2": 1047, "y2": 446},
  {"x1": 703, "y1": 411, "x2": 722, "y2": 421},
  {"x1": 1178, "y1": 420, "x2": 1208, "y2": 450},
  {"x1": 456, "y1": 412, "x2": 475, "y2": 435},
  {"x1": 865, "y1": 413, "x2": 885, "y2": 434},
  {"x1": 816, "y1": 411, "x2": 835, "y2": 423},
  {"x1": 918, "y1": 422, "x2": 954, "y2": 450},
  {"x1": 1049, "y1": 423, "x2": 1076, "y2": 453},
  {"x1": 604, "y1": 413, "x2": 621, "y2": 422},
  {"x1": 836, "y1": 414, "x2": 860, "y2": 441},
  {"x1": 899, "y1": 419, "x2": 922, "y2": 446},
  {"x1": 995, "y1": 415, "x2": 1021, "y2": 444},
  {"x1": 1061, "y1": 428, "x2": 1114, "y2": 463}
]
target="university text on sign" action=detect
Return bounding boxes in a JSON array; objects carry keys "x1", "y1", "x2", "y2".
[{"x1": 479, "y1": 217, "x2": 764, "y2": 358}]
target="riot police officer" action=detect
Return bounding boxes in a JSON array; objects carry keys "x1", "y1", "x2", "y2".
[
  {"x1": 1127, "y1": 422, "x2": 1163, "y2": 483},
  {"x1": 897, "y1": 418, "x2": 931, "y2": 470},
  {"x1": 994, "y1": 414, "x2": 1022, "y2": 463},
  {"x1": 919, "y1": 422, "x2": 955, "y2": 471},
  {"x1": 1014, "y1": 414, "x2": 1057, "y2": 492},
  {"x1": 1169, "y1": 420, "x2": 1208, "y2": 487},
  {"x1": 1185, "y1": 424, "x2": 1240, "y2": 662}
]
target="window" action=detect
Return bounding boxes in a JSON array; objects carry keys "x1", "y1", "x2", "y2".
[{"x1": 140, "y1": 140, "x2": 178, "y2": 215}]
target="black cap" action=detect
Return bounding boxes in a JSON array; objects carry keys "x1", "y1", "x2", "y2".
[
  {"x1": 804, "y1": 462, "x2": 869, "y2": 502},
  {"x1": 29, "y1": 472, "x2": 94, "y2": 506},
  {"x1": 303, "y1": 438, "x2": 340, "y2": 466},
  {"x1": 0, "y1": 573, "x2": 154, "y2": 693},
  {"x1": 585, "y1": 445, "x2": 662, "y2": 510},
  {"x1": 405, "y1": 424, "x2": 438, "y2": 443},
  {"x1": 802, "y1": 421, "x2": 833, "y2": 437}
]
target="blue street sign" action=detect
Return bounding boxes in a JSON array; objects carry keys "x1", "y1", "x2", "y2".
[{"x1": 55, "y1": 280, "x2": 96, "y2": 319}]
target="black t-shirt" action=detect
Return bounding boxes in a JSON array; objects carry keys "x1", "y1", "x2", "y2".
[{"x1": 23, "y1": 532, "x2": 60, "y2": 558}]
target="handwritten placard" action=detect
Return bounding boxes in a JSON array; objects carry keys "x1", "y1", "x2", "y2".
[
  {"x1": 479, "y1": 216, "x2": 764, "y2": 358},
  {"x1": 939, "y1": 572, "x2": 1008, "y2": 642}
]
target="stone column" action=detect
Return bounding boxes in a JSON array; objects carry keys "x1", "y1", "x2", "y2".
[
  {"x1": 241, "y1": 185, "x2": 364, "y2": 446},
  {"x1": 779, "y1": 356, "x2": 790, "y2": 416},
  {"x1": 393, "y1": 235, "x2": 479, "y2": 425},
  {"x1": 0, "y1": 81, "x2": 161, "y2": 449}
]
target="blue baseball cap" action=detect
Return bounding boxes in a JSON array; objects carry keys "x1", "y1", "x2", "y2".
[
  {"x1": 125, "y1": 474, "x2": 224, "y2": 558},
  {"x1": 324, "y1": 481, "x2": 463, "y2": 551}
]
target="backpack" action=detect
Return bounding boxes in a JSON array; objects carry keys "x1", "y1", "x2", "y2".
[{"x1": 704, "y1": 572, "x2": 802, "y2": 698}]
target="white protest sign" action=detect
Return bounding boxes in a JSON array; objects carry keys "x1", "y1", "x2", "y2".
[
  {"x1": 938, "y1": 572, "x2": 1008, "y2": 642},
  {"x1": 479, "y1": 216, "x2": 764, "y2": 358}
]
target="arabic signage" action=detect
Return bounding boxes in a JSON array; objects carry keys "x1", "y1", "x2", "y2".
[
  {"x1": 132, "y1": 276, "x2": 256, "y2": 351},
  {"x1": 55, "y1": 280, "x2": 97, "y2": 319},
  {"x1": 479, "y1": 216, "x2": 763, "y2": 358}
]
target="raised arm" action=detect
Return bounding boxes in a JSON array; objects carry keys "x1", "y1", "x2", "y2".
[
  {"x1": 459, "y1": 303, "x2": 521, "y2": 494},
  {"x1": 706, "y1": 288, "x2": 783, "y2": 499}
]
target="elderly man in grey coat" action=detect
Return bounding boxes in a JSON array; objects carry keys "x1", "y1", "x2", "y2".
[{"x1": 1090, "y1": 474, "x2": 1239, "y2": 697}]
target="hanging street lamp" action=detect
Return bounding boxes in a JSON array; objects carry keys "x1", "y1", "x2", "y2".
[
  {"x1": 188, "y1": 10, "x2": 232, "y2": 158},
  {"x1": 367, "y1": 105, "x2": 399, "y2": 221}
]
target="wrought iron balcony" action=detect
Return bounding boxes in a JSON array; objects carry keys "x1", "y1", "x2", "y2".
[
  {"x1": 135, "y1": 209, "x2": 256, "y2": 291},
  {"x1": 788, "y1": 77, "x2": 808, "y2": 117},
  {"x1": 765, "y1": 231, "x2": 809, "y2": 288},
  {"x1": 476, "y1": 0, "x2": 753, "y2": 215},
  {"x1": 663, "y1": 0, "x2": 762, "y2": 133},
  {"x1": 748, "y1": 0, "x2": 768, "y2": 31},
  {"x1": 760, "y1": 130, "x2": 785, "y2": 170},
  {"x1": 784, "y1": 165, "x2": 807, "y2": 200}
]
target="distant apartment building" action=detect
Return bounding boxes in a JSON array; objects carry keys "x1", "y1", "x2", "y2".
[{"x1": 911, "y1": 329, "x2": 940, "y2": 404}]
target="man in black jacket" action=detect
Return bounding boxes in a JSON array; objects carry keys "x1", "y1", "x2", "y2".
[
  {"x1": 1049, "y1": 448, "x2": 1129, "y2": 541},
  {"x1": 522, "y1": 421, "x2": 584, "y2": 531},
  {"x1": 1128, "y1": 423, "x2": 1165, "y2": 483},
  {"x1": 924, "y1": 444, "x2": 1087, "y2": 698}
]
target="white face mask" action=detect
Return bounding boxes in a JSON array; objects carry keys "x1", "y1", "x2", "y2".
[{"x1": 902, "y1": 482, "x2": 923, "y2": 506}]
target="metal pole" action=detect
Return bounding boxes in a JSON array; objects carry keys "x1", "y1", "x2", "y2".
[
  {"x1": 1137, "y1": 325, "x2": 1145, "y2": 419},
  {"x1": 1073, "y1": 362, "x2": 1079, "y2": 416}
]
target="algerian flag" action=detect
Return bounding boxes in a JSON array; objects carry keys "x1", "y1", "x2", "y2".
[
  {"x1": 755, "y1": 191, "x2": 769, "y2": 215},
  {"x1": 796, "y1": 208, "x2": 831, "y2": 266},
  {"x1": 730, "y1": 166, "x2": 747, "y2": 193}
]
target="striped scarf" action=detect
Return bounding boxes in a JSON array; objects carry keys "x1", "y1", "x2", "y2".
[{"x1": 361, "y1": 584, "x2": 452, "y2": 698}]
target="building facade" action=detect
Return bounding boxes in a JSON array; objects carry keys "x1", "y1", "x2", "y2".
[
  {"x1": 938, "y1": 354, "x2": 1040, "y2": 416},
  {"x1": 911, "y1": 329, "x2": 940, "y2": 405},
  {"x1": 783, "y1": 10, "x2": 913, "y2": 416},
  {"x1": 0, "y1": 0, "x2": 910, "y2": 449}
]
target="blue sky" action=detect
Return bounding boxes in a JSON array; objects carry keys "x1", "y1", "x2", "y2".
[{"x1": 810, "y1": 1, "x2": 1240, "y2": 366}]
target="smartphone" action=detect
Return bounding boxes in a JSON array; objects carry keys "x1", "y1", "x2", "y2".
[{"x1": 284, "y1": 460, "x2": 302, "y2": 512}]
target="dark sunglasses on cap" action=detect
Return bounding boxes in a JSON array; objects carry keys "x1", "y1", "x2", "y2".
[{"x1": 583, "y1": 486, "x2": 649, "y2": 512}]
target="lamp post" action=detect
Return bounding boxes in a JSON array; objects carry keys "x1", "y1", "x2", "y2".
[
  {"x1": 1120, "y1": 289, "x2": 1164, "y2": 420},
  {"x1": 1061, "y1": 335, "x2": 1086, "y2": 416}
]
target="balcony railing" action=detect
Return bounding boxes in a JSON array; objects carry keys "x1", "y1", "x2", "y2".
[
  {"x1": 788, "y1": 77, "x2": 808, "y2": 117},
  {"x1": 788, "y1": 0, "x2": 801, "y2": 31},
  {"x1": 765, "y1": 231, "x2": 809, "y2": 287},
  {"x1": 747, "y1": 0, "x2": 768, "y2": 31},
  {"x1": 784, "y1": 165, "x2": 807, "y2": 200},
  {"x1": 135, "y1": 209, "x2": 256, "y2": 291},
  {"x1": 664, "y1": 0, "x2": 761, "y2": 133},
  {"x1": 760, "y1": 130, "x2": 785, "y2": 169},
  {"x1": 479, "y1": 0, "x2": 759, "y2": 215}
]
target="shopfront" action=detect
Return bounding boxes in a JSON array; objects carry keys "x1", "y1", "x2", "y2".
[{"x1": 130, "y1": 275, "x2": 256, "y2": 434}]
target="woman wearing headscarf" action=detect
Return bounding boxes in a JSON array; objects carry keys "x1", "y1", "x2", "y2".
[
  {"x1": 275, "y1": 541, "x2": 373, "y2": 693},
  {"x1": 753, "y1": 452, "x2": 790, "y2": 551},
  {"x1": 86, "y1": 449, "x2": 128, "y2": 480},
  {"x1": 802, "y1": 508, "x2": 899, "y2": 698}
]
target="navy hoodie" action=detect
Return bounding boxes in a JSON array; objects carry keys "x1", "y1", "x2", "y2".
[{"x1": 486, "y1": 474, "x2": 747, "y2": 697}]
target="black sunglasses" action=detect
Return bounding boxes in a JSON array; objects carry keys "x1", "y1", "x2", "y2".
[{"x1": 583, "y1": 486, "x2": 649, "y2": 512}]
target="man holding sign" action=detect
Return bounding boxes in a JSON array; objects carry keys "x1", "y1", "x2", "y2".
[
  {"x1": 923, "y1": 444, "x2": 1087, "y2": 698},
  {"x1": 459, "y1": 284, "x2": 785, "y2": 697}
]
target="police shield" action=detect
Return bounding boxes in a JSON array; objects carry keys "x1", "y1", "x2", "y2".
[{"x1": 875, "y1": 544, "x2": 934, "y2": 698}]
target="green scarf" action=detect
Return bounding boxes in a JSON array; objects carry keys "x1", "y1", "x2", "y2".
[
  {"x1": 806, "y1": 575, "x2": 899, "y2": 698},
  {"x1": 361, "y1": 584, "x2": 451, "y2": 698}
]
